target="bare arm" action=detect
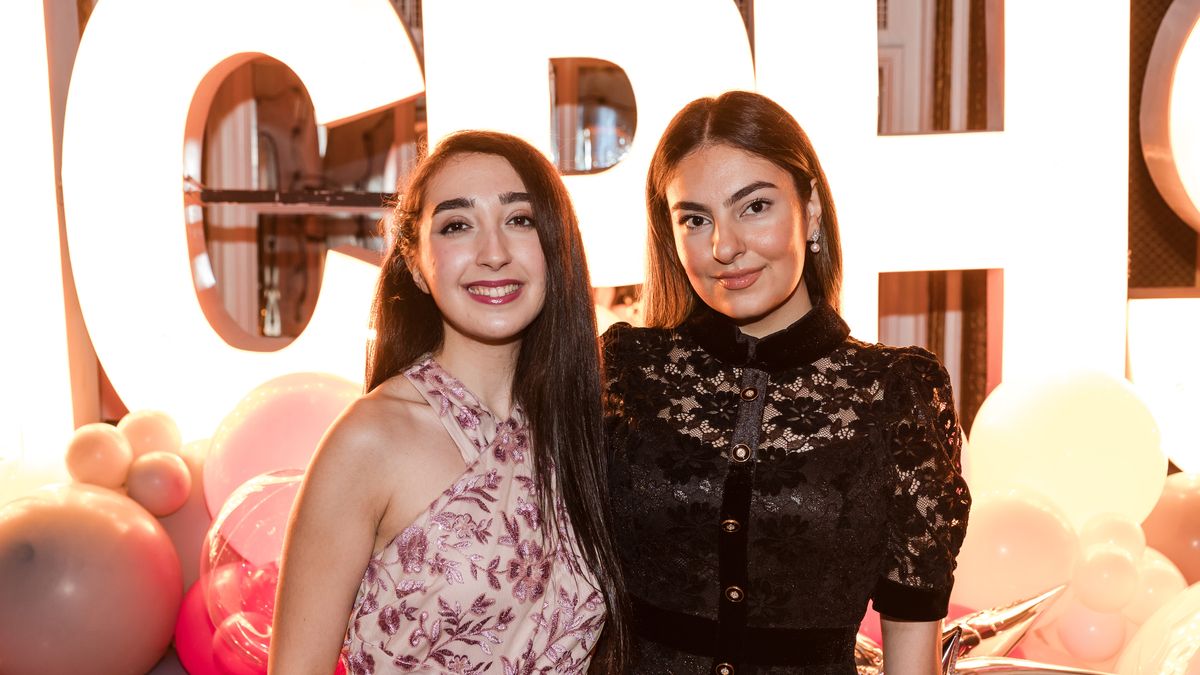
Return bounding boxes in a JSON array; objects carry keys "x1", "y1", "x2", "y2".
[
  {"x1": 880, "y1": 617, "x2": 942, "y2": 675},
  {"x1": 268, "y1": 407, "x2": 387, "y2": 675}
]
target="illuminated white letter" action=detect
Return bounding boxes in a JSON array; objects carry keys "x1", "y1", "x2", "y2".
[
  {"x1": 1142, "y1": 0, "x2": 1200, "y2": 232},
  {"x1": 756, "y1": 0, "x2": 1130, "y2": 379},
  {"x1": 423, "y1": 0, "x2": 756, "y2": 287},
  {"x1": 62, "y1": 0, "x2": 423, "y2": 438}
]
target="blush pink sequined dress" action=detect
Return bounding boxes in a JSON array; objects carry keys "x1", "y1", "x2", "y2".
[{"x1": 341, "y1": 357, "x2": 606, "y2": 674}]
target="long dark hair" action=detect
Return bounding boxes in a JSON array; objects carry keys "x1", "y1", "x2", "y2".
[
  {"x1": 365, "y1": 131, "x2": 628, "y2": 669},
  {"x1": 643, "y1": 90, "x2": 843, "y2": 327}
]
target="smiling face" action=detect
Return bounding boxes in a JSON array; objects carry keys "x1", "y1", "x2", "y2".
[
  {"x1": 666, "y1": 143, "x2": 820, "y2": 337},
  {"x1": 410, "y1": 152, "x2": 547, "y2": 347}
]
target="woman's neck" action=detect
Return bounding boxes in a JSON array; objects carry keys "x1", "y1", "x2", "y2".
[{"x1": 434, "y1": 328, "x2": 521, "y2": 419}]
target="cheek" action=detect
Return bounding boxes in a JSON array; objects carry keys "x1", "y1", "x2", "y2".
[
  {"x1": 674, "y1": 231, "x2": 710, "y2": 280},
  {"x1": 750, "y1": 220, "x2": 804, "y2": 269}
]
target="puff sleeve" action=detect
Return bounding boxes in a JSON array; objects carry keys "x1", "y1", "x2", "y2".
[{"x1": 871, "y1": 348, "x2": 972, "y2": 621}]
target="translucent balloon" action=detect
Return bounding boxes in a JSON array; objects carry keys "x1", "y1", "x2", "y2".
[
  {"x1": 212, "y1": 611, "x2": 271, "y2": 675},
  {"x1": 201, "y1": 471, "x2": 301, "y2": 629},
  {"x1": 204, "y1": 372, "x2": 356, "y2": 517},
  {"x1": 1079, "y1": 513, "x2": 1146, "y2": 559},
  {"x1": 127, "y1": 450, "x2": 192, "y2": 517},
  {"x1": 950, "y1": 490, "x2": 1079, "y2": 610},
  {"x1": 175, "y1": 582, "x2": 222, "y2": 675},
  {"x1": 1055, "y1": 596, "x2": 1128, "y2": 663},
  {"x1": 1075, "y1": 544, "x2": 1139, "y2": 613},
  {"x1": 159, "y1": 439, "x2": 214, "y2": 589},
  {"x1": 65, "y1": 422, "x2": 133, "y2": 488},
  {"x1": 1117, "y1": 581, "x2": 1200, "y2": 675},
  {"x1": 967, "y1": 372, "x2": 1166, "y2": 529},
  {"x1": 1124, "y1": 547, "x2": 1188, "y2": 624},
  {"x1": 0, "y1": 484, "x2": 182, "y2": 675},
  {"x1": 118, "y1": 409, "x2": 183, "y2": 458},
  {"x1": 1142, "y1": 473, "x2": 1200, "y2": 585}
]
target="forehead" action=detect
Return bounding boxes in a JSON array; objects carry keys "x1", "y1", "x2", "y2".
[
  {"x1": 424, "y1": 152, "x2": 528, "y2": 207},
  {"x1": 667, "y1": 143, "x2": 791, "y2": 198}
]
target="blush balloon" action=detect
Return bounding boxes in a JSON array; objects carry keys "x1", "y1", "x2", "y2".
[
  {"x1": 1141, "y1": 473, "x2": 1200, "y2": 584},
  {"x1": 119, "y1": 409, "x2": 183, "y2": 458},
  {"x1": 159, "y1": 439, "x2": 215, "y2": 589},
  {"x1": 1123, "y1": 547, "x2": 1188, "y2": 624},
  {"x1": 0, "y1": 484, "x2": 182, "y2": 675},
  {"x1": 204, "y1": 372, "x2": 356, "y2": 517},
  {"x1": 65, "y1": 422, "x2": 133, "y2": 488},
  {"x1": 128, "y1": 451, "x2": 192, "y2": 517}
]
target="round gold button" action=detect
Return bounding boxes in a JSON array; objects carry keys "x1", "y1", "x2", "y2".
[
  {"x1": 721, "y1": 519, "x2": 740, "y2": 533},
  {"x1": 740, "y1": 387, "x2": 758, "y2": 401},
  {"x1": 731, "y1": 444, "x2": 751, "y2": 462},
  {"x1": 715, "y1": 664, "x2": 734, "y2": 675},
  {"x1": 725, "y1": 585, "x2": 744, "y2": 602}
]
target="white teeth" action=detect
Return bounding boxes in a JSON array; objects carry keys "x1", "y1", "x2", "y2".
[{"x1": 467, "y1": 284, "x2": 520, "y2": 298}]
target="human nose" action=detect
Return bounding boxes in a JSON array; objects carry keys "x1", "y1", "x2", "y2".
[
  {"x1": 476, "y1": 223, "x2": 512, "y2": 270},
  {"x1": 711, "y1": 219, "x2": 744, "y2": 265}
]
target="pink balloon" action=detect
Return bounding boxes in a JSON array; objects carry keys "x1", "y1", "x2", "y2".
[
  {"x1": 1142, "y1": 472, "x2": 1200, "y2": 584},
  {"x1": 1123, "y1": 546, "x2": 1187, "y2": 624},
  {"x1": 204, "y1": 373, "x2": 356, "y2": 518},
  {"x1": 0, "y1": 484, "x2": 182, "y2": 675},
  {"x1": 119, "y1": 409, "x2": 183, "y2": 458},
  {"x1": 128, "y1": 451, "x2": 192, "y2": 517},
  {"x1": 951, "y1": 491, "x2": 1079, "y2": 610},
  {"x1": 1073, "y1": 544, "x2": 1138, "y2": 612},
  {"x1": 1055, "y1": 597, "x2": 1127, "y2": 663},
  {"x1": 212, "y1": 611, "x2": 271, "y2": 675},
  {"x1": 66, "y1": 422, "x2": 133, "y2": 488},
  {"x1": 159, "y1": 439, "x2": 215, "y2": 589},
  {"x1": 1078, "y1": 513, "x2": 1146, "y2": 558},
  {"x1": 175, "y1": 582, "x2": 222, "y2": 675}
]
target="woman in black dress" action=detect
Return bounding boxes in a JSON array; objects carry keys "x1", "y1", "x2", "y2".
[{"x1": 601, "y1": 91, "x2": 971, "y2": 674}]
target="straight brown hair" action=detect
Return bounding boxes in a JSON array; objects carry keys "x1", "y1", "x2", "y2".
[{"x1": 643, "y1": 90, "x2": 843, "y2": 327}]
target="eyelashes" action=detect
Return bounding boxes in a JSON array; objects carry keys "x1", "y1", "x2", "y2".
[
  {"x1": 437, "y1": 214, "x2": 536, "y2": 236},
  {"x1": 677, "y1": 199, "x2": 774, "y2": 229}
]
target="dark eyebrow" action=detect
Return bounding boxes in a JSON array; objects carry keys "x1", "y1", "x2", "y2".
[
  {"x1": 724, "y1": 181, "x2": 776, "y2": 207},
  {"x1": 670, "y1": 200, "x2": 712, "y2": 215},
  {"x1": 432, "y1": 197, "x2": 474, "y2": 216},
  {"x1": 499, "y1": 191, "x2": 531, "y2": 205}
]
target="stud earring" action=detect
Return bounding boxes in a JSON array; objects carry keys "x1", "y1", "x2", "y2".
[{"x1": 808, "y1": 230, "x2": 821, "y2": 254}]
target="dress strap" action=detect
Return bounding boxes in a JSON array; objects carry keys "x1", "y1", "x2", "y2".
[{"x1": 403, "y1": 355, "x2": 525, "y2": 465}]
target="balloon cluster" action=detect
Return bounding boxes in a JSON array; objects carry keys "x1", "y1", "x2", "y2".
[
  {"x1": 174, "y1": 373, "x2": 357, "y2": 675},
  {"x1": 0, "y1": 372, "x2": 356, "y2": 675},
  {"x1": 0, "y1": 409, "x2": 200, "y2": 675},
  {"x1": 947, "y1": 370, "x2": 1200, "y2": 673}
]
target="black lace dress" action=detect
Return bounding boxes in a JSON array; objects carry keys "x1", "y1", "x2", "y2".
[{"x1": 601, "y1": 303, "x2": 971, "y2": 674}]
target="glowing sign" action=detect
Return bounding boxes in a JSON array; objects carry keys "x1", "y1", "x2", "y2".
[
  {"x1": 757, "y1": 0, "x2": 1130, "y2": 380},
  {"x1": 61, "y1": 0, "x2": 423, "y2": 439},
  {"x1": 0, "y1": 2, "x2": 77, "y2": 468},
  {"x1": 424, "y1": 0, "x2": 756, "y2": 287},
  {"x1": 1142, "y1": 0, "x2": 1200, "y2": 232},
  {"x1": 1128, "y1": 297, "x2": 1200, "y2": 473}
]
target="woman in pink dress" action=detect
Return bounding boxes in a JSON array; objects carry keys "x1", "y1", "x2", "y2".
[{"x1": 270, "y1": 131, "x2": 627, "y2": 674}]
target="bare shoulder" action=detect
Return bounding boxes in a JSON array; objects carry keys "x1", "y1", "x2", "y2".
[{"x1": 312, "y1": 374, "x2": 448, "y2": 477}]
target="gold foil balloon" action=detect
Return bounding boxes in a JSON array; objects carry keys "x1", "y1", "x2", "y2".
[
  {"x1": 951, "y1": 585, "x2": 1068, "y2": 658},
  {"x1": 0, "y1": 484, "x2": 182, "y2": 675}
]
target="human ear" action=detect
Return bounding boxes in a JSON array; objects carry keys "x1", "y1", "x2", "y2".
[{"x1": 805, "y1": 178, "x2": 823, "y2": 238}]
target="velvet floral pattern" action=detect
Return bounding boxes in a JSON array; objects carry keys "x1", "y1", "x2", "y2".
[{"x1": 343, "y1": 357, "x2": 604, "y2": 674}]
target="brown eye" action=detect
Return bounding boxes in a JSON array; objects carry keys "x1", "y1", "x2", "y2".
[{"x1": 743, "y1": 199, "x2": 771, "y2": 216}]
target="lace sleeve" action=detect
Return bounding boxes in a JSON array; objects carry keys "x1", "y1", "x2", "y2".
[
  {"x1": 871, "y1": 348, "x2": 971, "y2": 621},
  {"x1": 599, "y1": 322, "x2": 635, "y2": 454}
]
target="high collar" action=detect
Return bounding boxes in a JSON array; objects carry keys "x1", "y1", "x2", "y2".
[{"x1": 682, "y1": 302, "x2": 851, "y2": 373}]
